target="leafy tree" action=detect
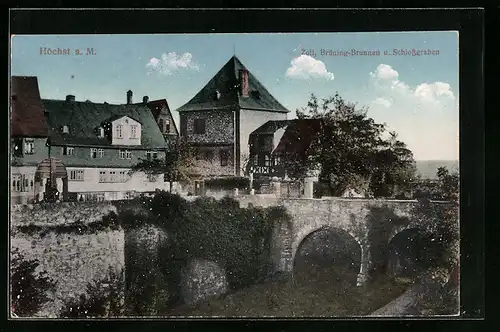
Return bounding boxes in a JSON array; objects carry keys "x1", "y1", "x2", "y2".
[
  {"x1": 129, "y1": 137, "x2": 196, "y2": 192},
  {"x1": 436, "y1": 166, "x2": 459, "y2": 201},
  {"x1": 296, "y1": 93, "x2": 417, "y2": 197},
  {"x1": 11, "y1": 249, "x2": 57, "y2": 317}
]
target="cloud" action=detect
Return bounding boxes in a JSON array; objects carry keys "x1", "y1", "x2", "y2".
[
  {"x1": 372, "y1": 97, "x2": 392, "y2": 108},
  {"x1": 369, "y1": 64, "x2": 399, "y2": 81},
  {"x1": 146, "y1": 52, "x2": 199, "y2": 76},
  {"x1": 370, "y1": 63, "x2": 455, "y2": 105},
  {"x1": 285, "y1": 55, "x2": 334, "y2": 80}
]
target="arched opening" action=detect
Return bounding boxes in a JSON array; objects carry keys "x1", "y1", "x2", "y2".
[
  {"x1": 387, "y1": 228, "x2": 440, "y2": 279},
  {"x1": 35, "y1": 157, "x2": 69, "y2": 202},
  {"x1": 293, "y1": 227, "x2": 361, "y2": 286}
]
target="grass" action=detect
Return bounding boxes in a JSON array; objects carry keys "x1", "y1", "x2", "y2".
[{"x1": 165, "y1": 264, "x2": 409, "y2": 317}]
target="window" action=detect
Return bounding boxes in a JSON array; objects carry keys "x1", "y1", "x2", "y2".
[
  {"x1": 62, "y1": 125, "x2": 69, "y2": 134},
  {"x1": 24, "y1": 139, "x2": 34, "y2": 155},
  {"x1": 98, "y1": 149, "x2": 104, "y2": 158},
  {"x1": 220, "y1": 150, "x2": 229, "y2": 167},
  {"x1": 96, "y1": 193, "x2": 105, "y2": 202},
  {"x1": 12, "y1": 138, "x2": 23, "y2": 157},
  {"x1": 146, "y1": 151, "x2": 158, "y2": 160},
  {"x1": 108, "y1": 192, "x2": 118, "y2": 200},
  {"x1": 165, "y1": 119, "x2": 170, "y2": 133},
  {"x1": 147, "y1": 174, "x2": 158, "y2": 182},
  {"x1": 119, "y1": 150, "x2": 126, "y2": 159},
  {"x1": 274, "y1": 155, "x2": 281, "y2": 166},
  {"x1": 159, "y1": 119, "x2": 164, "y2": 132},
  {"x1": 126, "y1": 150, "x2": 132, "y2": 159},
  {"x1": 193, "y1": 118, "x2": 206, "y2": 135},
  {"x1": 12, "y1": 174, "x2": 22, "y2": 192},
  {"x1": 116, "y1": 124, "x2": 123, "y2": 138},
  {"x1": 264, "y1": 155, "x2": 272, "y2": 167},
  {"x1": 119, "y1": 171, "x2": 128, "y2": 183},
  {"x1": 90, "y1": 148, "x2": 98, "y2": 159},
  {"x1": 98, "y1": 127, "x2": 105, "y2": 138},
  {"x1": 99, "y1": 170, "x2": 107, "y2": 183},
  {"x1": 124, "y1": 191, "x2": 134, "y2": 200},
  {"x1": 62, "y1": 146, "x2": 74, "y2": 156},
  {"x1": 109, "y1": 171, "x2": 117, "y2": 182},
  {"x1": 130, "y1": 125, "x2": 138, "y2": 139},
  {"x1": 69, "y1": 169, "x2": 84, "y2": 181}
]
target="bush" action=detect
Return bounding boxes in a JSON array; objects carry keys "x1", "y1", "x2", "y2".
[
  {"x1": 147, "y1": 191, "x2": 290, "y2": 294},
  {"x1": 59, "y1": 268, "x2": 124, "y2": 318},
  {"x1": 11, "y1": 249, "x2": 57, "y2": 317},
  {"x1": 205, "y1": 177, "x2": 250, "y2": 190}
]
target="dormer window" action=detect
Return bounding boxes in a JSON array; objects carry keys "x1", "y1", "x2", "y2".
[
  {"x1": 130, "y1": 125, "x2": 138, "y2": 139},
  {"x1": 98, "y1": 127, "x2": 105, "y2": 138},
  {"x1": 116, "y1": 124, "x2": 123, "y2": 138},
  {"x1": 62, "y1": 125, "x2": 69, "y2": 134}
]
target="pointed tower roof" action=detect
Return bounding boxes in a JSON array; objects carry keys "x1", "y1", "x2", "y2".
[{"x1": 176, "y1": 56, "x2": 289, "y2": 113}]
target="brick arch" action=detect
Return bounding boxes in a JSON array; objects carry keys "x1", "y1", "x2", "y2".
[{"x1": 291, "y1": 225, "x2": 362, "y2": 272}]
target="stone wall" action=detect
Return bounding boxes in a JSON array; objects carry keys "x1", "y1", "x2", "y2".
[{"x1": 10, "y1": 202, "x2": 124, "y2": 318}]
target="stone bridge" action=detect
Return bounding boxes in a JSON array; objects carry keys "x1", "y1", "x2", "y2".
[{"x1": 235, "y1": 196, "x2": 454, "y2": 286}]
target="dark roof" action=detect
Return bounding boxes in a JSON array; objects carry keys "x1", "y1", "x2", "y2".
[
  {"x1": 251, "y1": 119, "x2": 323, "y2": 155},
  {"x1": 274, "y1": 119, "x2": 323, "y2": 155},
  {"x1": 176, "y1": 56, "x2": 289, "y2": 113},
  {"x1": 250, "y1": 120, "x2": 292, "y2": 135},
  {"x1": 42, "y1": 99, "x2": 168, "y2": 149},
  {"x1": 10, "y1": 76, "x2": 49, "y2": 137}
]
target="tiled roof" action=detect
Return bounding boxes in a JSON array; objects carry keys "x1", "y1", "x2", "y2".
[
  {"x1": 176, "y1": 56, "x2": 289, "y2": 113},
  {"x1": 274, "y1": 119, "x2": 323, "y2": 154},
  {"x1": 42, "y1": 99, "x2": 168, "y2": 149},
  {"x1": 10, "y1": 76, "x2": 49, "y2": 137},
  {"x1": 249, "y1": 120, "x2": 292, "y2": 135},
  {"x1": 251, "y1": 119, "x2": 323, "y2": 155}
]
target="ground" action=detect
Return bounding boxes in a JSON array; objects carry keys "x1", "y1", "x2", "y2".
[{"x1": 166, "y1": 264, "x2": 409, "y2": 317}]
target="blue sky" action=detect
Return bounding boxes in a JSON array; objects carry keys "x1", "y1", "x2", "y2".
[{"x1": 11, "y1": 32, "x2": 459, "y2": 160}]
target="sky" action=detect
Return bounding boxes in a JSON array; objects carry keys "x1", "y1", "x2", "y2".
[{"x1": 10, "y1": 32, "x2": 459, "y2": 161}]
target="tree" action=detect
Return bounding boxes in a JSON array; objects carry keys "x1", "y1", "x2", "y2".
[
  {"x1": 436, "y1": 166, "x2": 459, "y2": 201},
  {"x1": 296, "y1": 92, "x2": 417, "y2": 197},
  {"x1": 129, "y1": 137, "x2": 196, "y2": 192}
]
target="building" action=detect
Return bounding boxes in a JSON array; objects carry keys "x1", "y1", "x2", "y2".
[
  {"x1": 249, "y1": 119, "x2": 323, "y2": 179},
  {"x1": 176, "y1": 55, "x2": 289, "y2": 178},
  {"x1": 10, "y1": 76, "x2": 51, "y2": 204},
  {"x1": 41, "y1": 92, "x2": 171, "y2": 202},
  {"x1": 130, "y1": 92, "x2": 179, "y2": 143}
]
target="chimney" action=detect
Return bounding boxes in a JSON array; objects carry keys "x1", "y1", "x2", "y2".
[
  {"x1": 66, "y1": 95, "x2": 75, "y2": 102},
  {"x1": 126, "y1": 90, "x2": 133, "y2": 104},
  {"x1": 143, "y1": 96, "x2": 149, "y2": 104},
  {"x1": 239, "y1": 69, "x2": 249, "y2": 97}
]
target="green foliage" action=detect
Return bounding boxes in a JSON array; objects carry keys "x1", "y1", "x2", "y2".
[
  {"x1": 59, "y1": 268, "x2": 124, "y2": 318},
  {"x1": 297, "y1": 93, "x2": 417, "y2": 197},
  {"x1": 129, "y1": 137, "x2": 196, "y2": 186},
  {"x1": 17, "y1": 211, "x2": 120, "y2": 236},
  {"x1": 205, "y1": 177, "x2": 250, "y2": 190},
  {"x1": 11, "y1": 249, "x2": 57, "y2": 317},
  {"x1": 148, "y1": 191, "x2": 288, "y2": 295}
]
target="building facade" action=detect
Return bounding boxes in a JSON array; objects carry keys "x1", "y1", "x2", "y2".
[
  {"x1": 249, "y1": 119, "x2": 323, "y2": 179},
  {"x1": 10, "y1": 76, "x2": 50, "y2": 204},
  {"x1": 177, "y1": 56, "x2": 289, "y2": 178},
  {"x1": 10, "y1": 76, "x2": 173, "y2": 204}
]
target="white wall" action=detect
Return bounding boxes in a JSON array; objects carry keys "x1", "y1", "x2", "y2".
[
  {"x1": 239, "y1": 109, "x2": 287, "y2": 161},
  {"x1": 66, "y1": 167, "x2": 170, "y2": 195},
  {"x1": 111, "y1": 116, "x2": 141, "y2": 146}
]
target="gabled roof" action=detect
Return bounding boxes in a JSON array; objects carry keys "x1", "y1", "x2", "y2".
[
  {"x1": 10, "y1": 76, "x2": 49, "y2": 137},
  {"x1": 176, "y1": 56, "x2": 289, "y2": 113},
  {"x1": 251, "y1": 119, "x2": 323, "y2": 155},
  {"x1": 104, "y1": 114, "x2": 141, "y2": 124},
  {"x1": 133, "y1": 98, "x2": 180, "y2": 136},
  {"x1": 250, "y1": 120, "x2": 292, "y2": 135},
  {"x1": 42, "y1": 99, "x2": 168, "y2": 149}
]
